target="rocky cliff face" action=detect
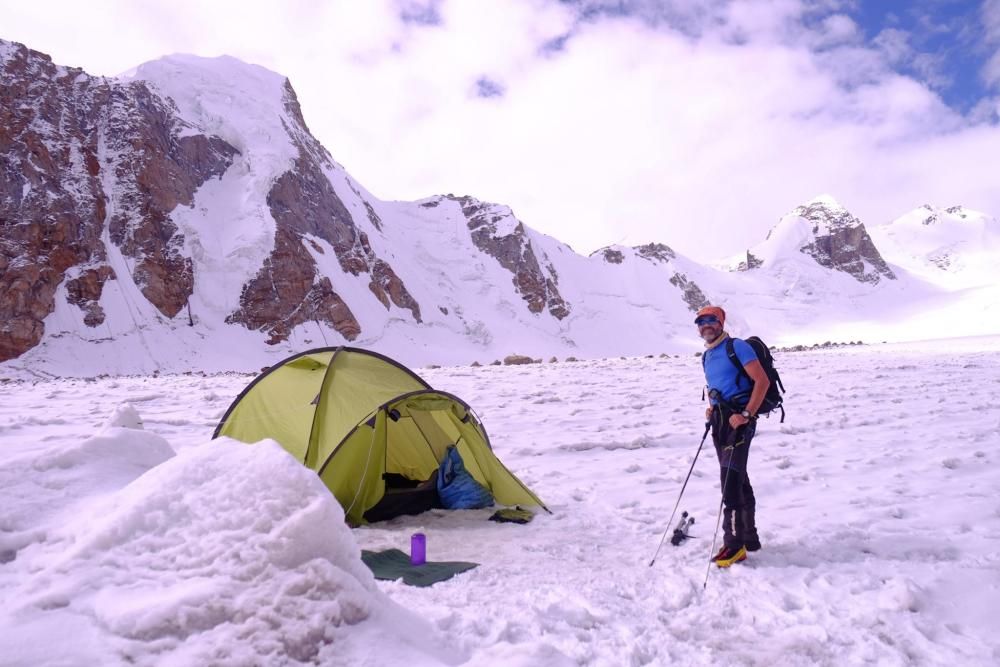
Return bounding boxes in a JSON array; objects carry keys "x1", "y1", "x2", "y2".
[
  {"x1": 792, "y1": 199, "x2": 896, "y2": 284},
  {"x1": 1, "y1": 44, "x2": 106, "y2": 361},
  {"x1": 226, "y1": 82, "x2": 420, "y2": 344},
  {"x1": 0, "y1": 42, "x2": 237, "y2": 362},
  {"x1": 454, "y1": 196, "x2": 570, "y2": 320},
  {"x1": 104, "y1": 82, "x2": 238, "y2": 318},
  {"x1": 1, "y1": 41, "x2": 426, "y2": 359}
]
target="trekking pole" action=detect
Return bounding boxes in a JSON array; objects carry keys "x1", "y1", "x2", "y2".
[
  {"x1": 649, "y1": 422, "x2": 711, "y2": 567},
  {"x1": 703, "y1": 458, "x2": 735, "y2": 589}
]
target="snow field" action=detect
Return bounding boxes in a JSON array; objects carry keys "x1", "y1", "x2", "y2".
[{"x1": 0, "y1": 338, "x2": 998, "y2": 665}]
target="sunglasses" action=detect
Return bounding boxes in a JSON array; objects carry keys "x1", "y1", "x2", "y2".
[{"x1": 695, "y1": 315, "x2": 720, "y2": 326}]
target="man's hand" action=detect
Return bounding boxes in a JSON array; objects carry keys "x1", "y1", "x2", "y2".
[
  {"x1": 728, "y1": 413, "x2": 749, "y2": 428},
  {"x1": 705, "y1": 406, "x2": 713, "y2": 420}
]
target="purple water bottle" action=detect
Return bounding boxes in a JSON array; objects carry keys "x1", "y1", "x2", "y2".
[{"x1": 410, "y1": 532, "x2": 426, "y2": 565}]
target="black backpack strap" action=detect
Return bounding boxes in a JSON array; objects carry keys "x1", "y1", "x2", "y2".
[
  {"x1": 701, "y1": 352, "x2": 707, "y2": 401},
  {"x1": 726, "y1": 338, "x2": 752, "y2": 389},
  {"x1": 774, "y1": 370, "x2": 786, "y2": 394}
]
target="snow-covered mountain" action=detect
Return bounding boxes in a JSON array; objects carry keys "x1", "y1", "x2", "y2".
[
  {"x1": 1, "y1": 40, "x2": 997, "y2": 377},
  {"x1": 736, "y1": 194, "x2": 896, "y2": 284},
  {"x1": 868, "y1": 204, "x2": 1000, "y2": 289}
]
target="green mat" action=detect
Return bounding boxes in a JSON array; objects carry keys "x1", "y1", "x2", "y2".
[{"x1": 360, "y1": 548, "x2": 479, "y2": 587}]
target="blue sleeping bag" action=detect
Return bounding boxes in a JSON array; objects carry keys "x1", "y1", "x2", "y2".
[{"x1": 437, "y1": 446, "x2": 494, "y2": 509}]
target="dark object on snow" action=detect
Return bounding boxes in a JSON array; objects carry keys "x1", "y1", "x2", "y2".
[
  {"x1": 437, "y1": 446, "x2": 494, "y2": 509},
  {"x1": 670, "y1": 511, "x2": 695, "y2": 546},
  {"x1": 489, "y1": 507, "x2": 535, "y2": 524},
  {"x1": 360, "y1": 548, "x2": 478, "y2": 587},
  {"x1": 363, "y1": 471, "x2": 441, "y2": 523},
  {"x1": 649, "y1": 422, "x2": 712, "y2": 567}
]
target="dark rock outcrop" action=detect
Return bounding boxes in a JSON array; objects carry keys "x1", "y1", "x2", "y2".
[
  {"x1": 599, "y1": 248, "x2": 624, "y2": 264},
  {"x1": 736, "y1": 251, "x2": 763, "y2": 271},
  {"x1": 668, "y1": 273, "x2": 710, "y2": 312},
  {"x1": 226, "y1": 227, "x2": 361, "y2": 344},
  {"x1": 635, "y1": 243, "x2": 676, "y2": 263},
  {"x1": 792, "y1": 200, "x2": 895, "y2": 284},
  {"x1": 65, "y1": 265, "x2": 116, "y2": 327},
  {"x1": 454, "y1": 196, "x2": 569, "y2": 320},
  {"x1": 920, "y1": 203, "x2": 971, "y2": 226}
]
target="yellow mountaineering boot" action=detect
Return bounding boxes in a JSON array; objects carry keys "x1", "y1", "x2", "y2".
[{"x1": 711, "y1": 545, "x2": 747, "y2": 568}]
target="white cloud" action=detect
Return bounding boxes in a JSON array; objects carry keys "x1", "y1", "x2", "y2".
[
  {"x1": 873, "y1": 27, "x2": 911, "y2": 64},
  {"x1": 3, "y1": 0, "x2": 1000, "y2": 261},
  {"x1": 982, "y1": 0, "x2": 1000, "y2": 43},
  {"x1": 969, "y1": 96, "x2": 1000, "y2": 123},
  {"x1": 815, "y1": 13, "x2": 860, "y2": 48},
  {"x1": 983, "y1": 0, "x2": 1000, "y2": 90},
  {"x1": 984, "y1": 49, "x2": 1000, "y2": 89}
]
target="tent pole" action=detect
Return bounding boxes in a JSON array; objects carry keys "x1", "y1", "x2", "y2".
[{"x1": 343, "y1": 408, "x2": 381, "y2": 521}]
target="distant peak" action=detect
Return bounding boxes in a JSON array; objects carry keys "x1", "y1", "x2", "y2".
[
  {"x1": 790, "y1": 195, "x2": 860, "y2": 234},
  {"x1": 803, "y1": 194, "x2": 845, "y2": 210},
  {"x1": 128, "y1": 53, "x2": 288, "y2": 92},
  {"x1": 905, "y1": 203, "x2": 982, "y2": 226}
]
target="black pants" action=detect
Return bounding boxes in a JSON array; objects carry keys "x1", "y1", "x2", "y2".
[{"x1": 711, "y1": 407, "x2": 759, "y2": 550}]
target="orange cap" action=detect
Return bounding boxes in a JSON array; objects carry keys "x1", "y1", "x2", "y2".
[{"x1": 695, "y1": 305, "x2": 725, "y2": 325}]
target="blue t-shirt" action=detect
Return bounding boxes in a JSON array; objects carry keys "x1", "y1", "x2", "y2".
[{"x1": 703, "y1": 337, "x2": 757, "y2": 403}]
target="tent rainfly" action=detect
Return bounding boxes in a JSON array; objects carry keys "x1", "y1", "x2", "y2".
[{"x1": 213, "y1": 347, "x2": 547, "y2": 525}]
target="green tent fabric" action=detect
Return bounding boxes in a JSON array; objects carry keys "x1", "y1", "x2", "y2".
[
  {"x1": 214, "y1": 347, "x2": 547, "y2": 525},
  {"x1": 360, "y1": 549, "x2": 478, "y2": 587}
]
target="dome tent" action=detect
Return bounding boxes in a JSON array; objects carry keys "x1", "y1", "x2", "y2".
[{"x1": 213, "y1": 347, "x2": 546, "y2": 525}]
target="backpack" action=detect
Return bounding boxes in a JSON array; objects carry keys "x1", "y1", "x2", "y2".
[{"x1": 704, "y1": 336, "x2": 786, "y2": 422}]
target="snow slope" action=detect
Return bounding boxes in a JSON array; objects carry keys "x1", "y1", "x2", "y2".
[
  {"x1": 869, "y1": 205, "x2": 1000, "y2": 289},
  {"x1": 1, "y1": 339, "x2": 998, "y2": 665},
  {"x1": 716, "y1": 197, "x2": 1000, "y2": 346}
]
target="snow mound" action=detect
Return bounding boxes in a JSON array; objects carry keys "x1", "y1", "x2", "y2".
[
  {"x1": 103, "y1": 403, "x2": 145, "y2": 430},
  {"x1": 0, "y1": 422, "x2": 174, "y2": 559},
  {"x1": 2, "y1": 438, "x2": 387, "y2": 665}
]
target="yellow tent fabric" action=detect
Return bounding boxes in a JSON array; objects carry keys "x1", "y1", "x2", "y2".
[{"x1": 214, "y1": 347, "x2": 546, "y2": 524}]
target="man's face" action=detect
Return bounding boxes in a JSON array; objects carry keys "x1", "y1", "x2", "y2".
[{"x1": 695, "y1": 315, "x2": 723, "y2": 342}]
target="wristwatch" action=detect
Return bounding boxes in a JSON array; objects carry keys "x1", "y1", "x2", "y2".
[{"x1": 740, "y1": 409, "x2": 755, "y2": 419}]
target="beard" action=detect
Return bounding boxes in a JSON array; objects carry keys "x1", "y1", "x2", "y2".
[{"x1": 700, "y1": 327, "x2": 723, "y2": 343}]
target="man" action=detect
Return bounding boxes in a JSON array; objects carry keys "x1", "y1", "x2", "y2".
[{"x1": 696, "y1": 305, "x2": 770, "y2": 568}]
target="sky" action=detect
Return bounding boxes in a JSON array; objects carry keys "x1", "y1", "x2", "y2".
[
  {"x1": 3, "y1": 0, "x2": 1000, "y2": 260},
  {"x1": 2, "y1": 339, "x2": 999, "y2": 664}
]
